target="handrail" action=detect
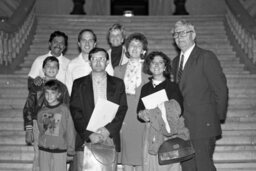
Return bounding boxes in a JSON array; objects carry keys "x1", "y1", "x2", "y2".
[
  {"x1": 225, "y1": 0, "x2": 256, "y2": 66},
  {"x1": 0, "y1": 0, "x2": 36, "y2": 66}
]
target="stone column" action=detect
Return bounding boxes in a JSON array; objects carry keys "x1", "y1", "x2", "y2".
[
  {"x1": 173, "y1": 0, "x2": 189, "y2": 15},
  {"x1": 70, "y1": 0, "x2": 86, "y2": 14}
]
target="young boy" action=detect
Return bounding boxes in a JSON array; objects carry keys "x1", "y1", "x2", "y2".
[
  {"x1": 23, "y1": 56, "x2": 70, "y2": 171},
  {"x1": 37, "y1": 80, "x2": 75, "y2": 171}
]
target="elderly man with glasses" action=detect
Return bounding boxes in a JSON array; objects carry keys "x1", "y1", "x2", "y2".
[{"x1": 172, "y1": 19, "x2": 228, "y2": 171}]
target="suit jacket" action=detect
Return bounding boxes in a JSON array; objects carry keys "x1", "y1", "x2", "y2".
[
  {"x1": 172, "y1": 45, "x2": 228, "y2": 139},
  {"x1": 70, "y1": 74, "x2": 128, "y2": 152}
]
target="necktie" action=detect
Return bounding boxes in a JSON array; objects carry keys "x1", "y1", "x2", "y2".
[{"x1": 177, "y1": 54, "x2": 184, "y2": 83}]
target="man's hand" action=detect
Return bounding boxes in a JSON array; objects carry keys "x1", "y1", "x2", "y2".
[
  {"x1": 33, "y1": 76, "x2": 44, "y2": 86},
  {"x1": 89, "y1": 133, "x2": 103, "y2": 144},
  {"x1": 25, "y1": 129, "x2": 34, "y2": 145},
  {"x1": 97, "y1": 127, "x2": 110, "y2": 141}
]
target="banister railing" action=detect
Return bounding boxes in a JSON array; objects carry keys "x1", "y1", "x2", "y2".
[
  {"x1": 0, "y1": 0, "x2": 36, "y2": 66},
  {"x1": 225, "y1": 0, "x2": 256, "y2": 65}
]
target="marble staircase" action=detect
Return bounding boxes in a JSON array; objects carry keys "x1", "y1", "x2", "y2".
[{"x1": 0, "y1": 15, "x2": 256, "y2": 171}]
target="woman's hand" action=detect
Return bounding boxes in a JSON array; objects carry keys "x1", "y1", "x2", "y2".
[{"x1": 138, "y1": 110, "x2": 150, "y2": 122}]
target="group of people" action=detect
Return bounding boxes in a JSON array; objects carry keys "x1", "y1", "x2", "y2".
[{"x1": 23, "y1": 19, "x2": 228, "y2": 171}]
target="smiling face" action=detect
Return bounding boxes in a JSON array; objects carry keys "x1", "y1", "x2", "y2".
[
  {"x1": 109, "y1": 29, "x2": 124, "y2": 47},
  {"x1": 49, "y1": 36, "x2": 66, "y2": 57},
  {"x1": 78, "y1": 31, "x2": 96, "y2": 54},
  {"x1": 44, "y1": 89, "x2": 61, "y2": 106},
  {"x1": 150, "y1": 55, "x2": 166, "y2": 77},
  {"x1": 174, "y1": 24, "x2": 196, "y2": 53},
  {"x1": 127, "y1": 39, "x2": 144, "y2": 59},
  {"x1": 43, "y1": 60, "x2": 59, "y2": 80}
]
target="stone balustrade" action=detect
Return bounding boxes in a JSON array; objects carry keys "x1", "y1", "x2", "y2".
[
  {"x1": 225, "y1": 0, "x2": 256, "y2": 64},
  {"x1": 0, "y1": 0, "x2": 36, "y2": 66}
]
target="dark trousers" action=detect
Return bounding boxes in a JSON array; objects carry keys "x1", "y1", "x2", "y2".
[{"x1": 181, "y1": 137, "x2": 216, "y2": 171}]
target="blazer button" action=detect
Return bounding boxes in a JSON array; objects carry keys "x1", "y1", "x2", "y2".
[{"x1": 206, "y1": 123, "x2": 211, "y2": 126}]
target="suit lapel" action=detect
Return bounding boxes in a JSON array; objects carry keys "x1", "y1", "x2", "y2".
[
  {"x1": 107, "y1": 74, "x2": 115, "y2": 102},
  {"x1": 81, "y1": 75, "x2": 95, "y2": 109}
]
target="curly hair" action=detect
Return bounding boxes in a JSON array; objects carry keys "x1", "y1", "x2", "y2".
[
  {"x1": 143, "y1": 51, "x2": 172, "y2": 79},
  {"x1": 125, "y1": 32, "x2": 148, "y2": 59}
]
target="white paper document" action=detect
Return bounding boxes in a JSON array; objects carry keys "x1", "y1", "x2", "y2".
[
  {"x1": 86, "y1": 98, "x2": 119, "y2": 132},
  {"x1": 141, "y1": 89, "x2": 168, "y2": 109}
]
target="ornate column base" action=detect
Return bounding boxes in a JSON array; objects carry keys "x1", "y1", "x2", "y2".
[
  {"x1": 70, "y1": 0, "x2": 86, "y2": 15},
  {"x1": 173, "y1": 0, "x2": 189, "y2": 15}
]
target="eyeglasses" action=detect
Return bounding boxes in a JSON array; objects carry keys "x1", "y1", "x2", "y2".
[
  {"x1": 173, "y1": 30, "x2": 193, "y2": 38},
  {"x1": 91, "y1": 57, "x2": 106, "y2": 62}
]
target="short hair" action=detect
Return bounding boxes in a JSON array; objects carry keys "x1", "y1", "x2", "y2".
[
  {"x1": 44, "y1": 80, "x2": 63, "y2": 103},
  {"x1": 172, "y1": 19, "x2": 196, "y2": 34},
  {"x1": 49, "y1": 31, "x2": 68, "y2": 47},
  {"x1": 125, "y1": 32, "x2": 148, "y2": 59},
  {"x1": 42, "y1": 56, "x2": 59, "y2": 69},
  {"x1": 78, "y1": 29, "x2": 97, "y2": 42},
  {"x1": 107, "y1": 23, "x2": 126, "y2": 45},
  {"x1": 88, "y1": 47, "x2": 109, "y2": 61},
  {"x1": 143, "y1": 51, "x2": 172, "y2": 79}
]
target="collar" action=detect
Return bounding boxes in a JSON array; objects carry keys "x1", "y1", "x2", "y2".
[
  {"x1": 78, "y1": 53, "x2": 90, "y2": 63},
  {"x1": 181, "y1": 43, "x2": 195, "y2": 58},
  {"x1": 180, "y1": 44, "x2": 195, "y2": 69},
  {"x1": 48, "y1": 51, "x2": 64, "y2": 64}
]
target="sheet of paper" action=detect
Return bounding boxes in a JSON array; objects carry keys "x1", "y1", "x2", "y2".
[
  {"x1": 141, "y1": 89, "x2": 168, "y2": 109},
  {"x1": 86, "y1": 98, "x2": 119, "y2": 132}
]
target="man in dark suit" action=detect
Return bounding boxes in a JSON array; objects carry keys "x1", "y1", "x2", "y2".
[
  {"x1": 172, "y1": 20, "x2": 228, "y2": 171},
  {"x1": 70, "y1": 47, "x2": 128, "y2": 171}
]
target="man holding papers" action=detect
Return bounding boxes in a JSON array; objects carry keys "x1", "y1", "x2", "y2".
[{"x1": 70, "y1": 47, "x2": 128, "y2": 171}]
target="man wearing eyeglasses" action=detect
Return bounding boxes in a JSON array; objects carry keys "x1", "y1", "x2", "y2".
[
  {"x1": 70, "y1": 47, "x2": 127, "y2": 171},
  {"x1": 172, "y1": 20, "x2": 228, "y2": 171}
]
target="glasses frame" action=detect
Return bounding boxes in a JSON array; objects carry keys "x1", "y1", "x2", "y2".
[{"x1": 173, "y1": 30, "x2": 193, "y2": 38}]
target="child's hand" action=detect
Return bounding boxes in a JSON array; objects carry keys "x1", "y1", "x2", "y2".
[
  {"x1": 33, "y1": 76, "x2": 44, "y2": 86},
  {"x1": 67, "y1": 155, "x2": 73, "y2": 163},
  {"x1": 25, "y1": 129, "x2": 34, "y2": 145}
]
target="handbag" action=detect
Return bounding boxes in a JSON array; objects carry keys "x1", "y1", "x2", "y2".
[
  {"x1": 158, "y1": 137, "x2": 195, "y2": 165},
  {"x1": 83, "y1": 142, "x2": 117, "y2": 171}
]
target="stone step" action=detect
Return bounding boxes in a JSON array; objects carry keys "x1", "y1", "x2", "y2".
[
  {"x1": 217, "y1": 135, "x2": 256, "y2": 145},
  {"x1": 221, "y1": 122, "x2": 256, "y2": 130},
  {"x1": 37, "y1": 14, "x2": 223, "y2": 20},
  {"x1": 16, "y1": 64, "x2": 245, "y2": 73},
  {"x1": 0, "y1": 161, "x2": 32, "y2": 171},
  {"x1": 36, "y1": 20, "x2": 225, "y2": 27},
  {"x1": 214, "y1": 150, "x2": 256, "y2": 161},
  {"x1": 25, "y1": 47, "x2": 235, "y2": 57},
  {"x1": 30, "y1": 38, "x2": 233, "y2": 46},
  {"x1": 24, "y1": 51, "x2": 237, "y2": 60},
  {"x1": 215, "y1": 162, "x2": 256, "y2": 171},
  {"x1": 19, "y1": 59, "x2": 243, "y2": 70}
]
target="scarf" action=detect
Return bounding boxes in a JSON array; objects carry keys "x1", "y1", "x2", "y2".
[{"x1": 124, "y1": 59, "x2": 143, "y2": 95}]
